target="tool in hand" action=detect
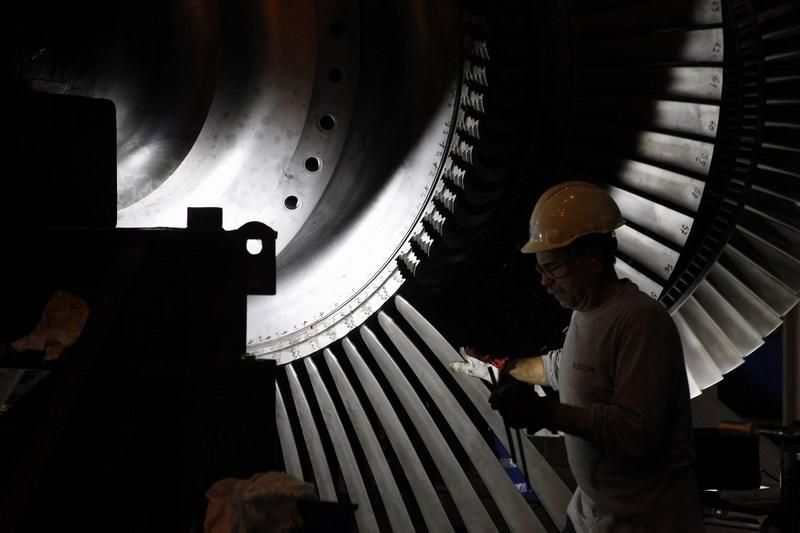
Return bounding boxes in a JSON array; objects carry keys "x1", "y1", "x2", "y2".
[
  {"x1": 449, "y1": 347, "x2": 521, "y2": 465},
  {"x1": 448, "y1": 347, "x2": 504, "y2": 385}
]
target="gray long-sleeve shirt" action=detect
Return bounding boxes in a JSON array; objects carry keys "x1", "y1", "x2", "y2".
[{"x1": 541, "y1": 280, "x2": 703, "y2": 532}]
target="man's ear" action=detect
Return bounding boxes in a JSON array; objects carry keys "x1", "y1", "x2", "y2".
[{"x1": 586, "y1": 247, "x2": 603, "y2": 272}]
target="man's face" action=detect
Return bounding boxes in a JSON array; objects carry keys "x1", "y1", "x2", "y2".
[{"x1": 535, "y1": 246, "x2": 596, "y2": 310}]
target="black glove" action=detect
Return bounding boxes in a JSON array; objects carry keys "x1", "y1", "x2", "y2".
[{"x1": 489, "y1": 380, "x2": 557, "y2": 433}]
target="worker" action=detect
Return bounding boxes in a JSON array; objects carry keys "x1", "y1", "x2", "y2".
[{"x1": 483, "y1": 181, "x2": 703, "y2": 532}]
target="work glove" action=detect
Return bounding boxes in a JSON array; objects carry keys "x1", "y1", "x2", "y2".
[
  {"x1": 448, "y1": 346, "x2": 505, "y2": 384},
  {"x1": 489, "y1": 380, "x2": 557, "y2": 433}
]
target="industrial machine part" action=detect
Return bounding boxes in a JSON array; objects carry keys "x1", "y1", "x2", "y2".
[
  {"x1": 0, "y1": 90, "x2": 281, "y2": 533},
  {"x1": 711, "y1": 421, "x2": 800, "y2": 532},
  {"x1": 3, "y1": 0, "x2": 800, "y2": 530},
  {"x1": 0, "y1": 214, "x2": 281, "y2": 532}
]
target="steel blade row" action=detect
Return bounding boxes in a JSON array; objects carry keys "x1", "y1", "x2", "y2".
[
  {"x1": 274, "y1": 295, "x2": 571, "y2": 532},
  {"x1": 670, "y1": 1, "x2": 800, "y2": 395},
  {"x1": 397, "y1": 1, "x2": 535, "y2": 289},
  {"x1": 566, "y1": 0, "x2": 726, "y2": 394},
  {"x1": 271, "y1": 5, "x2": 800, "y2": 532},
  {"x1": 565, "y1": 0, "x2": 800, "y2": 397}
]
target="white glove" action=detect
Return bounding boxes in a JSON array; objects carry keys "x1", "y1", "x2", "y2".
[{"x1": 448, "y1": 347, "x2": 500, "y2": 384}]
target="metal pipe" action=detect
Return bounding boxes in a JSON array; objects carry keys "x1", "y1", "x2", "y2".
[{"x1": 783, "y1": 304, "x2": 800, "y2": 426}]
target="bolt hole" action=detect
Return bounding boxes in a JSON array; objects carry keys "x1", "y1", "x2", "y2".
[
  {"x1": 284, "y1": 195, "x2": 300, "y2": 210},
  {"x1": 246, "y1": 239, "x2": 263, "y2": 255},
  {"x1": 328, "y1": 68, "x2": 344, "y2": 83},
  {"x1": 318, "y1": 114, "x2": 336, "y2": 131},
  {"x1": 304, "y1": 157, "x2": 322, "y2": 172}
]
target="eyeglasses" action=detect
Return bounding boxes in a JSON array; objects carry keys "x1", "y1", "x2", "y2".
[{"x1": 535, "y1": 255, "x2": 581, "y2": 279}]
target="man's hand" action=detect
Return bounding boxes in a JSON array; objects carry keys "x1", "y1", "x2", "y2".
[
  {"x1": 489, "y1": 380, "x2": 556, "y2": 433},
  {"x1": 461, "y1": 346, "x2": 509, "y2": 371}
]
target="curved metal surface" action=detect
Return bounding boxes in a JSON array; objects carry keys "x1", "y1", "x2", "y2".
[
  {"x1": 613, "y1": 159, "x2": 705, "y2": 213},
  {"x1": 6, "y1": 2, "x2": 222, "y2": 209},
  {"x1": 608, "y1": 186, "x2": 694, "y2": 247},
  {"x1": 242, "y1": 1, "x2": 461, "y2": 361},
  {"x1": 394, "y1": 295, "x2": 571, "y2": 529},
  {"x1": 322, "y1": 349, "x2": 415, "y2": 533},
  {"x1": 8, "y1": 0, "x2": 463, "y2": 362},
  {"x1": 679, "y1": 295, "x2": 744, "y2": 374},
  {"x1": 706, "y1": 262, "x2": 782, "y2": 337},
  {"x1": 304, "y1": 358, "x2": 379, "y2": 532},
  {"x1": 9, "y1": 0, "x2": 800, "y2": 530},
  {"x1": 377, "y1": 311, "x2": 546, "y2": 533},
  {"x1": 275, "y1": 385, "x2": 303, "y2": 480},
  {"x1": 285, "y1": 365, "x2": 337, "y2": 502},
  {"x1": 359, "y1": 325, "x2": 499, "y2": 532},
  {"x1": 720, "y1": 244, "x2": 798, "y2": 315},
  {"x1": 692, "y1": 278, "x2": 764, "y2": 356},
  {"x1": 117, "y1": 1, "x2": 347, "y2": 237},
  {"x1": 269, "y1": 0, "x2": 800, "y2": 526},
  {"x1": 562, "y1": 0, "x2": 800, "y2": 399},
  {"x1": 340, "y1": 339, "x2": 455, "y2": 533},
  {"x1": 615, "y1": 225, "x2": 681, "y2": 281},
  {"x1": 672, "y1": 311, "x2": 724, "y2": 391},
  {"x1": 576, "y1": 66, "x2": 724, "y2": 100}
]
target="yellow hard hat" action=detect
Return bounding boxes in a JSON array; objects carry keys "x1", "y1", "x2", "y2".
[{"x1": 521, "y1": 180, "x2": 624, "y2": 254}]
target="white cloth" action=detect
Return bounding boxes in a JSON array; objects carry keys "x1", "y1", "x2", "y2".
[{"x1": 448, "y1": 347, "x2": 501, "y2": 383}]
